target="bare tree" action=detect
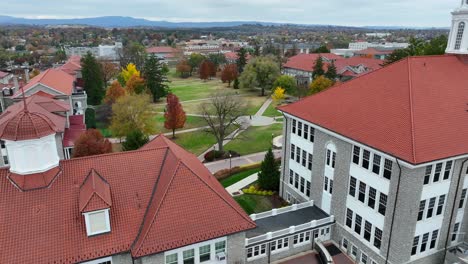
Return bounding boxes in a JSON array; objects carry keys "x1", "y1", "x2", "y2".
[{"x1": 201, "y1": 92, "x2": 246, "y2": 153}]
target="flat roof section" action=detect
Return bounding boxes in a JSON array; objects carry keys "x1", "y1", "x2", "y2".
[{"x1": 247, "y1": 205, "x2": 330, "y2": 238}]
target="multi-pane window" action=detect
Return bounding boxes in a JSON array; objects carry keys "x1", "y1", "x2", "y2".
[
  {"x1": 309, "y1": 127, "x2": 315, "y2": 143},
  {"x1": 329, "y1": 179, "x2": 334, "y2": 194},
  {"x1": 372, "y1": 154, "x2": 381, "y2": 174},
  {"x1": 215, "y1": 241, "x2": 226, "y2": 254},
  {"x1": 342, "y1": 238, "x2": 349, "y2": 250},
  {"x1": 293, "y1": 231, "x2": 311, "y2": 245},
  {"x1": 353, "y1": 146, "x2": 360, "y2": 164},
  {"x1": 459, "y1": 189, "x2": 467, "y2": 209},
  {"x1": 452, "y1": 223, "x2": 460, "y2": 242},
  {"x1": 430, "y1": 230, "x2": 439, "y2": 249},
  {"x1": 183, "y1": 249, "x2": 195, "y2": 264},
  {"x1": 354, "y1": 214, "x2": 362, "y2": 235},
  {"x1": 300, "y1": 178, "x2": 305, "y2": 193},
  {"x1": 437, "y1": 195, "x2": 445, "y2": 215},
  {"x1": 324, "y1": 177, "x2": 329, "y2": 192},
  {"x1": 411, "y1": 236, "x2": 419, "y2": 256},
  {"x1": 418, "y1": 200, "x2": 426, "y2": 221},
  {"x1": 199, "y1": 245, "x2": 211, "y2": 262},
  {"x1": 379, "y1": 193, "x2": 387, "y2": 216},
  {"x1": 247, "y1": 244, "x2": 266, "y2": 259},
  {"x1": 166, "y1": 253, "x2": 178, "y2": 264},
  {"x1": 427, "y1": 197, "x2": 436, "y2": 218},
  {"x1": 361, "y1": 253, "x2": 368, "y2": 264},
  {"x1": 296, "y1": 146, "x2": 301, "y2": 163},
  {"x1": 368, "y1": 187, "x2": 376, "y2": 209},
  {"x1": 326, "y1": 149, "x2": 336, "y2": 168},
  {"x1": 346, "y1": 209, "x2": 353, "y2": 228},
  {"x1": 289, "y1": 170, "x2": 294, "y2": 185},
  {"x1": 433, "y1": 163, "x2": 442, "y2": 183},
  {"x1": 295, "y1": 173, "x2": 299, "y2": 189},
  {"x1": 304, "y1": 124, "x2": 309, "y2": 140},
  {"x1": 298, "y1": 122, "x2": 303, "y2": 137},
  {"x1": 374, "y1": 228, "x2": 382, "y2": 249},
  {"x1": 271, "y1": 238, "x2": 289, "y2": 253},
  {"x1": 424, "y1": 165, "x2": 432, "y2": 185},
  {"x1": 359, "y1": 182, "x2": 366, "y2": 203},
  {"x1": 362, "y1": 150, "x2": 370, "y2": 169},
  {"x1": 351, "y1": 245, "x2": 358, "y2": 259},
  {"x1": 444, "y1": 161, "x2": 453, "y2": 180},
  {"x1": 383, "y1": 159, "x2": 392, "y2": 180},
  {"x1": 291, "y1": 144, "x2": 295, "y2": 159},
  {"x1": 364, "y1": 221, "x2": 372, "y2": 241},
  {"x1": 455, "y1": 22, "x2": 466, "y2": 50},
  {"x1": 302, "y1": 150, "x2": 307, "y2": 167},
  {"x1": 420, "y1": 233, "x2": 429, "y2": 252},
  {"x1": 308, "y1": 154, "x2": 313, "y2": 170},
  {"x1": 349, "y1": 177, "x2": 357, "y2": 197},
  {"x1": 292, "y1": 120, "x2": 297, "y2": 134},
  {"x1": 306, "y1": 181, "x2": 311, "y2": 196}
]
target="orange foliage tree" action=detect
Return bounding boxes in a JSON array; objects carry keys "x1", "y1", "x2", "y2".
[
  {"x1": 125, "y1": 75, "x2": 146, "y2": 95},
  {"x1": 221, "y1": 64, "x2": 238, "y2": 87},
  {"x1": 199, "y1": 60, "x2": 215, "y2": 81},
  {"x1": 164, "y1": 93, "x2": 187, "y2": 138},
  {"x1": 73, "y1": 129, "x2": 112, "y2": 158},
  {"x1": 104, "y1": 81, "x2": 126, "y2": 104},
  {"x1": 176, "y1": 60, "x2": 192, "y2": 78}
]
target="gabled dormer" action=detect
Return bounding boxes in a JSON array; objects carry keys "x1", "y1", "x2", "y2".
[{"x1": 79, "y1": 169, "x2": 112, "y2": 236}]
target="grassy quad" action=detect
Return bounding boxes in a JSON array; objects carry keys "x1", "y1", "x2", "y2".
[
  {"x1": 224, "y1": 123, "x2": 283, "y2": 156},
  {"x1": 220, "y1": 168, "x2": 261, "y2": 188},
  {"x1": 171, "y1": 126, "x2": 237, "y2": 156},
  {"x1": 263, "y1": 101, "x2": 284, "y2": 117}
]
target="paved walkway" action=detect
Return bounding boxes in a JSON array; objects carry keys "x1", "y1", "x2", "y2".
[
  {"x1": 204, "y1": 150, "x2": 281, "y2": 173},
  {"x1": 225, "y1": 173, "x2": 258, "y2": 195}
]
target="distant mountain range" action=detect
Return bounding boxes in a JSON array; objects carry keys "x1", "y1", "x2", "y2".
[{"x1": 0, "y1": 15, "x2": 449, "y2": 30}]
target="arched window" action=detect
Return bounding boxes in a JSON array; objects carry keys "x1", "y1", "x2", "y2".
[{"x1": 455, "y1": 22, "x2": 466, "y2": 50}]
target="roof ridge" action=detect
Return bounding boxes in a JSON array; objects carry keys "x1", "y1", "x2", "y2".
[
  {"x1": 178, "y1": 159, "x2": 255, "y2": 225},
  {"x1": 407, "y1": 57, "x2": 417, "y2": 163},
  {"x1": 131, "y1": 153, "x2": 180, "y2": 256}
]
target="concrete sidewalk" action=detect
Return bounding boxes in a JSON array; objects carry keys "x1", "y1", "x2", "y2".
[
  {"x1": 204, "y1": 150, "x2": 281, "y2": 173},
  {"x1": 225, "y1": 173, "x2": 259, "y2": 195}
]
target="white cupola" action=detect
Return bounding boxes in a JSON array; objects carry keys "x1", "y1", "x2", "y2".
[
  {"x1": 0, "y1": 110, "x2": 60, "y2": 175},
  {"x1": 446, "y1": 1, "x2": 468, "y2": 54}
]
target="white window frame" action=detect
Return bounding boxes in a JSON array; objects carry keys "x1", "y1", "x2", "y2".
[{"x1": 83, "y1": 209, "x2": 111, "y2": 236}]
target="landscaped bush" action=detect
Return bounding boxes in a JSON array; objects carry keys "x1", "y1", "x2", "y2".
[
  {"x1": 242, "y1": 185, "x2": 274, "y2": 196},
  {"x1": 214, "y1": 162, "x2": 262, "y2": 181},
  {"x1": 204, "y1": 150, "x2": 224, "y2": 162}
]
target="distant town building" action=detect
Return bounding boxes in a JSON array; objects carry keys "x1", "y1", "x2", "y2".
[
  {"x1": 348, "y1": 41, "x2": 409, "y2": 51},
  {"x1": 65, "y1": 42, "x2": 123, "y2": 60},
  {"x1": 146, "y1": 46, "x2": 182, "y2": 65}
]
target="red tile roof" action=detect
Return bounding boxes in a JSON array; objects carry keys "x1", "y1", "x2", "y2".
[
  {"x1": 0, "y1": 71, "x2": 10, "y2": 78},
  {"x1": 79, "y1": 170, "x2": 112, "y2": 213},
  {"x1": 279, "y1": 55, "x2": 468, "y2": 164},
  {"x1": 0, "y1": 110, "x2": 57, "y2": 141},
  {"x1": 146, "y1": 46, "x2": 178, "y2": 54},
  {"x1": 0, "y1": 135, "x2": 255, "y2": 263},
  {"x1": 8, "y1": 167, "x2": 62, "y2": 191},
  {"x1": 283, "y1": 53, "x2": 344, "y2": 72},
  {"x1": 13, "y1": 68, "x2": 75, "y2": 98},
  {"x1": 224, "y1": 51, "x2": 252, "y2": 61},
  {"x1": 59, "y1": 56, "x2": 82, "y2": 76}
]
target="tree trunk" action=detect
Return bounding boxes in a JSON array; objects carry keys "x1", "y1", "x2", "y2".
[
  {"x1": 172, "y1": 129, "x2": 176, "y2": 139},
  {"x1": 218, "y1": 141, "x2": 224, "y2": 153},
  {"x1": 261, "y1": 87, "x2": 265, "y2": 96}
]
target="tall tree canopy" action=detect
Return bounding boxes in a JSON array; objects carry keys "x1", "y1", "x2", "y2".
[
  {"x1": 104, "y1": 81, "x2": 126, "y2": 105},
  {"x1": 273, "y1": 75, "x2": 297, "y2": 94},
  {"x1": 199, "y1": 60, "x2": 214, "y2": 81},
  {"x1": 208, "y1": 53, "x2": 227, "y2": 69},
  {"x1": 119, "y1": 63, "x2": 140, "y2": 85},
  {"x1": 110, "y1": 94, "x2": 157, "y2": 138},
  {"x1": 164, "y1": 93, "x2": 187, "y2": 138},
  {"x1": 236, "y1": 48, "x2": 248, "y2": 74},
  {"x1": 119, "y1": 42, "x2": 146, "y2": 70},
  {"x1": 81, "y1": 52, "x2": 105, "y2": 105},
  {"x1": 239, "y1": 56, "x2": 281, "y2": 96},
  {"x1": 125, "y1": 75, "x2": 146, "y2": 95},
  {"x1": 258, "y1": 148, "x2": 280, "y2": 191},
  {"x1": 73, "y1": 129, "x2": 112, "y2": 158},
  {"x1": 309, "y1": 75, "x2": 334, "y2": 95},
  {"x1": 122, "y1": 129, "x2": 149, "y2": 151},
  {"x1": 384, "y1": 35, "x2": 448, "y2": 65},
  {"x1": 312, "y1": 57, "x2": 325, "y2": 79},
  {"x1": 221, "y1": 64, "x2": 238, "y2": 87},
  {"x1": 143, "y1": 55, "x2": 170, "y2": 102},
  {"x1": 188, "y1": 53, "x2": 206, "y2": 74},
  {"x1": 313, "y1": 45, "x2": 331, "y2": 53},
  {"x1": 325, "y1": 61, "x2": 338, "y2": 80},
  {"x1": 176, "y1": 60, "x2": 192, "y2": 78}
]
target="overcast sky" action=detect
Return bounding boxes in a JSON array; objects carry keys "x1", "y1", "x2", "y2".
[{"x1": 2, "y1": 0, "x2": 462, "y2": 27}]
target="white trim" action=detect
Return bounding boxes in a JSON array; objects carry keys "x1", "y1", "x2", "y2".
[
  {"x1": 83, "y1": 209, "x2": 111, "y2": 236},
  {"x1": 164, "y1": 236, "x2": 227, "y2": 264},
  {"x1": 81, "y1": 256, "x2": 112, "y2": 264}
]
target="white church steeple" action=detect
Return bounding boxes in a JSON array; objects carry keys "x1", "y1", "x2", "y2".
[{"x1": 446, "y1": 1, "x2": 468, "y2": 54}]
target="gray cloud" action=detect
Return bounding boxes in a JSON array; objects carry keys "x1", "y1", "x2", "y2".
[{"x1": 1, "y1": 0, "x2": 461, "y2": 27}]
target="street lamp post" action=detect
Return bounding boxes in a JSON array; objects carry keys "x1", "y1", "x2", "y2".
[{"x1": 229, "y1": 153, "x2": 233, "y2": 176}]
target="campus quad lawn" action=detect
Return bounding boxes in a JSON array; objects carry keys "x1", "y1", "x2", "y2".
[
  {"x1": 220, "y1": 168, "x2": 261, "y2": 188},
  {"x1": 154, "y1": 115, "x2": 207, "y2": 133},
  {"x1": 171, "y1": 126, "x2": 237, "y2": 156},
  {"x1": 224, "y1": 123, "x2": 283, "y2": 156},
  {"x1": 263, "y1": 101, "x2": 283, "y2": 117}
]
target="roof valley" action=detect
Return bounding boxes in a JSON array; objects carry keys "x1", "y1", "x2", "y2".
[{"x1": 407, "y1": 58, "x2": 418, "y2": 163}]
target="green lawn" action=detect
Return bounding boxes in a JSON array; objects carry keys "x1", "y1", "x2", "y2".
[
  {"x1": 220, "y1": 168, "x2": 261, "y2": 188},
  {"x1": 168, "y1": 77, "x2": 241, "y2": 102},
  {"x1": 263, "y1": 101, "x2": 284, "y2": 117},
  {"x1": 224, "y1": 123, "x2": 283, "y2": 155},
  {"x1": 96, "y1": 122, "x2": 113, "y2": 138},
  {"x1": 172, "y1": 126, "x2": 237, "y2": 156},
  {"x1": 154, "y1": 115, "x2": 207, "y2": 134},
  {"x1": 234, "y1": 194, "x2": 275, "y2": 215}
]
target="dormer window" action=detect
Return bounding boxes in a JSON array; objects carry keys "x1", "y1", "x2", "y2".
[{"x1": 84, "y1": 209, "x2": 111, "y2": 236}]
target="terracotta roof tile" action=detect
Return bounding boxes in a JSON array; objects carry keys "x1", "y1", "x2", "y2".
[
  {"x1": 13, "y1": 68, "x2": 75, "y2": 98},
  {"x1": 0, "y1": 110, "x2": 57, "y2": 141},
  {"x1": 79, "y1": 170, "x2": 112, "y2": 213}
]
